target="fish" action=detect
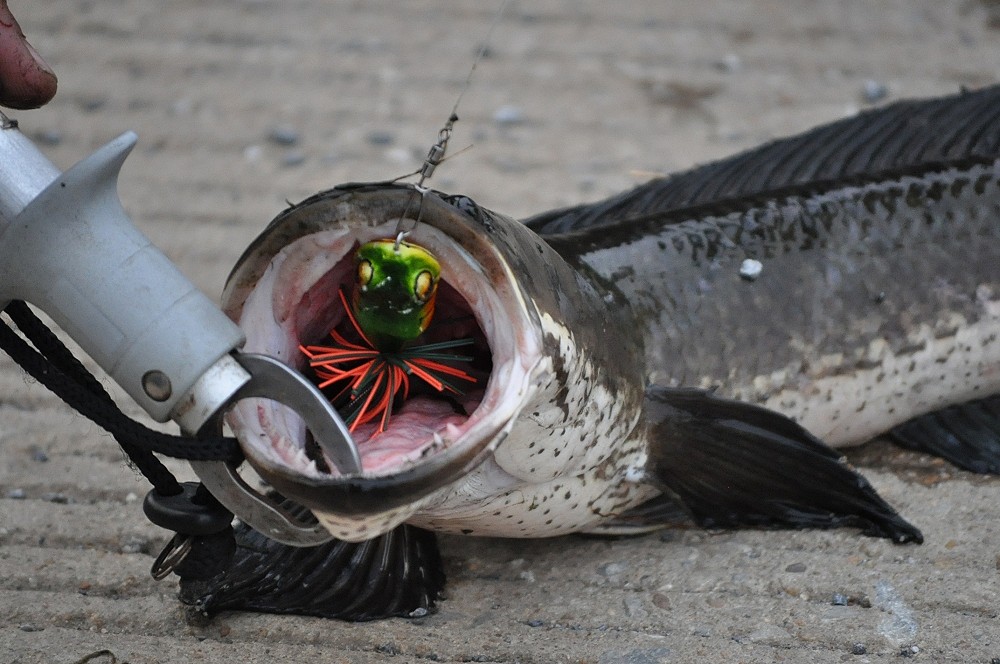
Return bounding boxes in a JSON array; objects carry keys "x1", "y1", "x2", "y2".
[{"x1": 183, "y1": 84, "x2": 1000, "y2": 620}]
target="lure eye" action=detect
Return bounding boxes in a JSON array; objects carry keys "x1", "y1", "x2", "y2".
[
  {"x1": 357, "y1": 259, "x2": 373, "y2": 287},
  {"x1": 413, "y1": 270, "x2": 435, "y2": 302}
]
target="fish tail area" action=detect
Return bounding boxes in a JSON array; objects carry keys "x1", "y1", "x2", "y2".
[
  {"x1": 178, "y1": 507, "x2": 445, "y2": 621},
  {"x1": 643, "y1": 387, "x2": 923, "y2": 544},
  {"x1": 890, "y1": 394, "x2": 1000, "y2": 474}
]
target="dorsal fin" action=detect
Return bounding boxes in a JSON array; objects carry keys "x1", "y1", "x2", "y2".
[{"x1": 526, "y1": 84, "x2": 1000, "y2": 233}]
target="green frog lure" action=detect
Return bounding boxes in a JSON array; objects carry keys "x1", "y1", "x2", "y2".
[{"x1": 300, "y1": 238, "x2": 477, "y2": 435}]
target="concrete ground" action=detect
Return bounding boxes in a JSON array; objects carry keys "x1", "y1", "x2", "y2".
[{"x1": 2, "y1": 1, "x2": 1000, "y2": 662}]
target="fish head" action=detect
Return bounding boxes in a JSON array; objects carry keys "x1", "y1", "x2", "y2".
[{"x1": 222, "y1": 183, "x2": 641, "y2": 541}]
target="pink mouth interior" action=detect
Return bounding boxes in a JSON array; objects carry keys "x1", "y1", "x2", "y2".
[{"x1": 293, "y1": 246, "x2": 493, "y2": 474}]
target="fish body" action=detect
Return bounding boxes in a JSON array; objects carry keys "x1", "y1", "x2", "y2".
[
  {"x1": 198, "y1": 85, "x2": 1000, "y2": 618},
  {"x1": 546, "y1": 159, "x2": 1000, "y2": 448}
]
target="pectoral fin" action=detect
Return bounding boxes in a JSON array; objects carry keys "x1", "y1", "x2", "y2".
[
  {"x1": 644, "y1": 387, "x2": 923, "y2": 543},
  {"x1": 890, "y1": 394, "x2": 1000, "y2": 474},
  {"x1": 179, "y1": 511, "x2": 445, "y2": 621}
]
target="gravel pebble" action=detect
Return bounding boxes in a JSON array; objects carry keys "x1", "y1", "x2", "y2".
[
  {"x1": 715, "y1": 53, "x2": 742, "y2": 72},
  {"x1": 598, "y1": 562, "x2": 627, "y2": 577},
  {"x1": 281, "y1": 151, "x2": 306, "y2": 167},
  {"x1": 493, "y1": 105, "x2": 525, "y2": 126},
  {"x1": 862, "y1": 79, "x2": 888, "y2": 103},
  {"x1": 366, "y1": 130, "x2": 396, "y2": 146},
  {"x1": 32, "y1": 129, "x2": 62, "y2": 146},
  {"x1": 267, "y1": 126, "x2": 300, "y2": 145},
  {"x1": 120, "y1": 536, "x2": 151, "y2": 554}
]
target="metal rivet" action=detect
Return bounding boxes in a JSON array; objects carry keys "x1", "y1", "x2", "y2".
[{"x1": 142, "y1": 370, "x2": 172, "y2": 402}]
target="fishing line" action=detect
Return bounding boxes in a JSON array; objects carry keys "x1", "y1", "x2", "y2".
[{"x1": 392, "y1": 0, "x2": 512, "y2": 245}]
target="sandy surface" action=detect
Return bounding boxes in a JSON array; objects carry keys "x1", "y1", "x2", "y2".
[{"x1": 3, "y1": 1, "x2": 1000, "y2": 662}]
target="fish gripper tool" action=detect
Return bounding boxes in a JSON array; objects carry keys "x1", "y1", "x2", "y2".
[{"x1": 0, "y1": 112, "x2": 355, "y2": 545}]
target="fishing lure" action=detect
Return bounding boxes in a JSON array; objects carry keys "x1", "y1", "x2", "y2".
[
  {"x1": 301, "y1": 2, "x2": 503, "y2": 438},
  {"x1": 301, "y1": 239, "x2": 477, "y2": 435}
]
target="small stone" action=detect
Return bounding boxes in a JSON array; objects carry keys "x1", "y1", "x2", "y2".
[
  {"x1": 243, "y1": 144, "x2": 263, "y2": 162},
  {"x1": 862, "y1": 79, "x2": 888, "y2": 103},
  {"x1": 267, "y1": 126, "x2": 300, "y2": 146},
  {"x1": 80, "y1": 97, "x2": 107, "y2": 112},
  {"x1": 714, "y1": 53, "x2": 742, "y2": 73},
  {"x1": 832, "y1": 593, "x2": 849, "y2": 605},
  {"x1": 739, "y1": 258, "x2": 763, "y2": 281},
  {"x1": 19, "y1": 624, "x2": 43, "y2": 632},
  {"x1": 30, "y1": 446, "x2": 49, "y2": 463},
  {"x1": 7, "y1": 488, "x2": 26, "y2": 499},
  {"x1": 124, "y1": 492, "x2": 138, "y2": 504},
  {"x1": 32, "y1": 129, "x2": 62, "y2": 146},
  {"x1": 651, "y1": 592, "x2": 671, "y2": 610},
  {"x1": 119, "y1": 535, "x2": 151, "y2": 554},
  {"x1": 598, "y1": 562, "x2": 627, "y2": 577},
  {"x1": 784, "y1": 562, "x2": 807, "y2": 573},
  {"x1": 365, "y1": 130, "x2": 395, "y2": 146},
  {"x1": 408, "y1": 607, "x2": 428, "y2": 618},
  {"x1": 851, "y1": 643, "x2": 867, "y2": 655},
  {"x1": 623, "y1": 595, "x2": 648, "y2": 619},
  {"x1": 493, "y1": 105, "x2": 525, "y2": 126},
  {"x1": 281, "y1": 151, "x2": 306, "y2": 167},
  {"x1": 41, "y1": 492, "x2": 68, "y2": 504},
  {"x1": 527, "y1": 619, "x2": 545, "y2": 627}
]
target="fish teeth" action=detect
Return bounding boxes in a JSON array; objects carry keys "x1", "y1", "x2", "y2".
[{"x1": 432, "y1": 432, "x2": 445, "y2": 448}]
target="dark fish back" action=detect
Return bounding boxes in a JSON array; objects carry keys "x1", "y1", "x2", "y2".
[{"x1": 526, "y1": 85, "x2": 1000, "y2": 234}]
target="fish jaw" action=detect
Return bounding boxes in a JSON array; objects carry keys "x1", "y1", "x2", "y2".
[{"x1": 221, "y1": 185, "x2": 551, "y2": 541}]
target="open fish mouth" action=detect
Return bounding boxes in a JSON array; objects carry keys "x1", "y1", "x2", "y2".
[
  {"x1": 299, "y1": 265, "x2": 491, "y2": 474},
  {"x1": 221, "y1": 186, "x2": 543, "y2": 519}
]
